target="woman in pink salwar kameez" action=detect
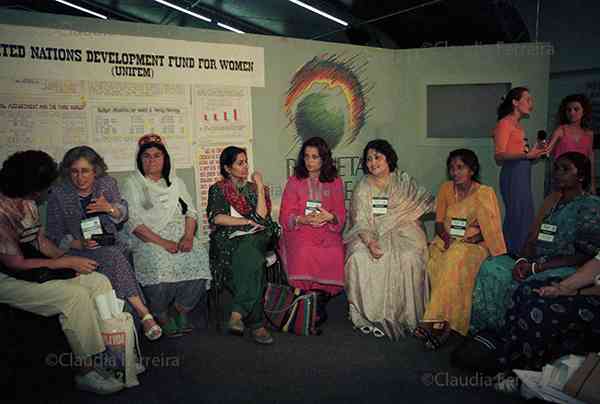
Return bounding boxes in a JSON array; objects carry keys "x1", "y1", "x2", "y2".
[{"x1": 279, "y1": 137, "x2": 346, "y2": 328}]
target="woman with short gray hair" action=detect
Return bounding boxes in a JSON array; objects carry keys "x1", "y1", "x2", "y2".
[{"x1": 47, "y1": 145, "x2": 162, "y2": 341}]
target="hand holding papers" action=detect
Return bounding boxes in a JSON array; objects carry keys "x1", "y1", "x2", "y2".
[{"x1": 229, "y1": 224, "x2": 265, "y2": 239}]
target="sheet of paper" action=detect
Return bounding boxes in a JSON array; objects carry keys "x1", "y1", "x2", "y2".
[{"x1": 228, "y1": 225, "x2": 265, "y2": 239}]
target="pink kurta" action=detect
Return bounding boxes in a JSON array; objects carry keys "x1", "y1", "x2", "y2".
[
  {"x1": 279, "y1": 176, "x2": 346, "y2": 294},
  {"x1": 552, "y1": 126, "x2": 593, "y2": 159}
]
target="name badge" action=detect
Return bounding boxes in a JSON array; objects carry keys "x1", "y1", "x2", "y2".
[
  {"x1": 449, "y1": 218, "x2": 467, "y2": 238},
  {"x1": 230, "y1": 206, "x2": 243, "y2": 218},
  {"x1": 372, "y1": 197, "x2": 388, "y2": 215},
  {"x1": 537, "y1": 223, "x2": 557, "y2": 243},
  {"x1": 81, "y1": 216, "x2": 103, "y2": 240},
  {"x1": 305, "y1": 200, "x2": 322, "y2": 215}
]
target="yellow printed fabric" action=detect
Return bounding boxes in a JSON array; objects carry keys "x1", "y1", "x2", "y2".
[{"x1": 423, "y1": 181, "x2": 506, "y2": 335}]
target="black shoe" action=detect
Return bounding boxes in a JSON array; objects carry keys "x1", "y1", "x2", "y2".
[{"x1": 314, "y1": 291, "x2": 331, "y2": 327}]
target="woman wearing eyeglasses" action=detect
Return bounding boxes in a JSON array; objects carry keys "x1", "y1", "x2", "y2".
[{"x1": 47, "y1": 145, "x2": 162, "y2": 341}]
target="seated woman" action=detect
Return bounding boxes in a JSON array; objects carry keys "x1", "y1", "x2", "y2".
[
  {"x1": 279, "y1": 137, "x2": 346, "y2": 327},
  {"x1": 470, "y1": 151, "x2": 600, "y2": 334},
  {"x1": 496, "y1": 253, "x2": 600, "y2": 374},
  {"x1": 47, "y1": 146, "x2": 161, "y2": 341},
  {"x1": 414, "y1": 149, "x2": 506, "y2": 349},
  {"x1": 0, "y1": 151, "x2": 123, "y2": 395},
  {"x1": 122, "y1": 134, "x2": 212, "y2": 338},
  {"x1": 207, "y1": 146, "x2": 278, "y2": 345},
  {"x1": 344, "y1": 139, "x2": 434, "y2": 340}
]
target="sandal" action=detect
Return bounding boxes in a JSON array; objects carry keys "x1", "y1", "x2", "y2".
[
  {"x1": 174, "y1": 311, "x2": 193, "y2": 334},
  {"x1": 141, "y1": 314, "x2": 162, "y2": 341},
  {"x1": 357, "y1": 325, "x2": 373, "y2": 335},
  {"x1": 412, "y1": 325, "x2": 431, "y2": 341},
  {"x1": 161, "y1": 317, "x2": 183, "y2": 338},
  {"x1": 228, "y1": 316, "x2": 245, "y2": 336},
  {"x1": 252, "y1": 327, "x2": 274, "y2": 345},
  {"x1": 414, "y1": 320, "x2": 451, "y2": 350},
  {"x1": 372, "y1": 327, "x2": 386, "y2": 338}
]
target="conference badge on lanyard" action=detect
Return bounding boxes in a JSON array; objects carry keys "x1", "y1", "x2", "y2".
[
  {"x1": 449, "y1": 218, "x2": 467, "y2": 238},
  {"x1": 305, "y1": 199, "x2": 322, "y2": 215},
  {"x1": 372, "y1": 197, "x2": 388, "y2": 216},
  {"x1": 81, "y1": 216, "x2": 103, "y2": 239},
  {"x1": 538, "y1": 223, "x2": 557, "y2": 243}
]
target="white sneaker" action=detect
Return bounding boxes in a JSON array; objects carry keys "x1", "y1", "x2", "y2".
[
  {"x1": 493, "y1": 373, "x2": 520, "y2": 395},
  {"x1": 75, "y1": 370, "x2": 124, "y2": 395}
]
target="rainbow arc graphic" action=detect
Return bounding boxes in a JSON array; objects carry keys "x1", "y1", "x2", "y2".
[{"x1": 285, "y1": 53, "x2": 372, "y2": 150}]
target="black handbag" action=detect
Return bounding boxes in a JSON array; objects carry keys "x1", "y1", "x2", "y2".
[{"x1": 0, "y1": 243, "x2": 76, "y2": 283}]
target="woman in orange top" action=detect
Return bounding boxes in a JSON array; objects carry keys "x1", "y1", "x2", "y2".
[{"x1": 493, "y1": 87, "x2": 547, "y2": 255}]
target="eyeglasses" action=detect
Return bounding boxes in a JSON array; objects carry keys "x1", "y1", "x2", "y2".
[
  {"x1": 70, "y1": 167, "x2": 94, "y2": 176},
  {"x1": 138, "y1": 134, "x2": 164, "y2": 146}
]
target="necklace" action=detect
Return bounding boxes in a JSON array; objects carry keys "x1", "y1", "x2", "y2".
[{"x1": 454, "y1": 181, "x2": 474, "y2": 201}]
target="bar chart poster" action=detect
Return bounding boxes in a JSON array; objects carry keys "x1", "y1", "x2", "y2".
[{"x1": 193, "y1": 85, "x2": 253, "y2": 142}]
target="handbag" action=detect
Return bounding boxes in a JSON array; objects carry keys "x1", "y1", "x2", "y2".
[
  {"x1": 263, "y1": 282, "x2": 318, "y2": 336},
  {"x1": 99, "y1": 311, "x2": 143, "y2": 388},
  {"x1": 0, "y1": 243, "x2": 76, "y2": 283}
]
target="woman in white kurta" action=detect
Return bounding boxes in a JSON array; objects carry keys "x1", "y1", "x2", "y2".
[
  {"x1": 344, "y1": 139, "x2": 434, "y2": 340},
  {"x1": 122, "y1": 134, "x2": 211, "y2": 337}
]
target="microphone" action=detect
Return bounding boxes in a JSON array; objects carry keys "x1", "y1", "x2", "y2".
[{"x1": 536, "y1": 130, "x2": 549, "y2": 158}]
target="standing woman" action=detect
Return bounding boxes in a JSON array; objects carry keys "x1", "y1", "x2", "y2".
[
  {"x1": 122, "y1": 134, "x2": 212, "y2": 337},
  {"x1": 344, "y1": 139, "x2": 434, "y2": 339},
  {"x1": 493, "y1": 87, "x2": 547, "y2": 255},
  {"x1": 547, "y1": 94, "x2": 596, "y2": 194},
  {"x1": 279, "y1": 137, "x2": 346, "y2": 327},
  {"x1": 207, "y1": 146, "x2": 278, "y2": 345}
]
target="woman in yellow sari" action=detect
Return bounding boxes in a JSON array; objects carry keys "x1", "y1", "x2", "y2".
[{"x1": 414, "y1": 149, "x2": 506, "y2": 349}]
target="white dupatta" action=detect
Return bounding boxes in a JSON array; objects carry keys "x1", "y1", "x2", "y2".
[{"x1": 123, "y1": 171, "x2": 196, "y2": 235}]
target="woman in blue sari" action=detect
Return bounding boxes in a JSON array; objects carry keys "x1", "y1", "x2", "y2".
[{"x1": 470, "y1": 152, "x2": 600, "y2": 334}]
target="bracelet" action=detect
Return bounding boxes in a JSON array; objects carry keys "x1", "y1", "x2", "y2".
[
  {"x1": 515, "y1": 257, "x2": 528, "y2": 265},
  {"x1": 531, "y1": 262, "x2": 537, "y2": 275}
]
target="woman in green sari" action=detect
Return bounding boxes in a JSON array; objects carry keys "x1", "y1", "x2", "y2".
[
  {"x1": 207, "y1": 146, "x2": 278, "y2": 345},
  {"x1": 470, "y1": 152, "x2": 600, "y2": 334}
]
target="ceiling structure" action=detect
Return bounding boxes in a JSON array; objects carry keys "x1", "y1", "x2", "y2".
[{"x1": 1, "y1": 0, "x2": 531, "y2": 49}]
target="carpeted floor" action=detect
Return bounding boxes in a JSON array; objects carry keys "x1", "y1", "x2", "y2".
[{"x1": 7, "y1": 293, "x2": 531, "y2": 404}]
